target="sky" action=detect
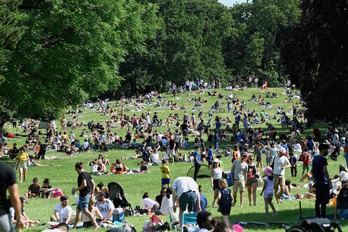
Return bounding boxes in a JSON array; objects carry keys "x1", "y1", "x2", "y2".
[{"x1": 218, "y1": 0, "x2": 247, "y2": 7}]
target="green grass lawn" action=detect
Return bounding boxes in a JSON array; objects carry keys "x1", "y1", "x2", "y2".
[{"x1": 2, "y1": 87, "x2": 347, "y2": 231}]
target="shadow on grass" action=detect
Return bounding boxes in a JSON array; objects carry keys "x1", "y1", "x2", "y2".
[{"x1": 212, "y1": 206, "x2": 348, "y2": 231}]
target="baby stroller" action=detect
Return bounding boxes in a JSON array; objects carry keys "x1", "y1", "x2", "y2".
[{"x1": 108, "y1": 182, "x2": 133, "y2": 216}]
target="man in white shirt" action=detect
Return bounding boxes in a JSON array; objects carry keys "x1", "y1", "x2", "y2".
[
  {"x1": 172, "y1": 177, "x2": 201, "y2": 227},
  {"x1": 96, "y1": 192, "x2": 115, "y2": 223},
  {"x1": 50, "y1": 196, "x2": 73, "y2": 224},
  {"x1": 273, "y1": 147, "x2": 291, "y2": 204}
]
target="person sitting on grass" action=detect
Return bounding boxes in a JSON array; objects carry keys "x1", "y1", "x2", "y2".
[
  {"x1": 110, "y1": 159, "x2": 129, "y2": 174},
  {"x1": 143, "y1": 192, "x2": 160, "y2": 214},
  {"x1": 25, "y1": 177, "x2": 41, "y2": 198},
  {"x1": 10, "y1": 197, "x2": 40, "y2": 228},
  {"x1": 81, "y1": 197, "x2": 103, "y2": 228},
  {"x1": 96, "y1": 191, "x2": 114, "y2": 224},
  {"x1": 50, "y1": 195, "x2": 74, "y2": 225},
  {"x1": 39, "y1": 178, "x2": 54, "y2": 198}
]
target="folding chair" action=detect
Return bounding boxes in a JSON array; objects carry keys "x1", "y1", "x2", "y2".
[{"x1": 181, "y1": 212, "x2": 198, "y2": 232}]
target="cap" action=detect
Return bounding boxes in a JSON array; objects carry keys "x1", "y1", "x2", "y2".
[
  {"x1": 279, "y1": 147, "x2": 286, "y2": 155},
  {"x1": 213, "y1": 158, "x2": 220, "y2": 163}
]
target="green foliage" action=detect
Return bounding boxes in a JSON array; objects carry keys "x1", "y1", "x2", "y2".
[
  {"x1": 0, "y1": 0, "x2": 26, "y2": 83},
  {"x1": 120, "y1": 0, "x2": 234, "y2": 95},
  {"x1": 281, "y1": 0, "x2": 348, "y2": 122},
  {"x1": 0, "y1": 0, "x2": 158, "y2": 123},
  {"x1": 224, "y1": 0, "x2": 301, "y2": 84}
]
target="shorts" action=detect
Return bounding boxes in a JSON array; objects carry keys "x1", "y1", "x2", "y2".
[
  {"x1": 266, "y1": 158, "x2": 271, "y2": 164},
  {"x1": 220, "y1": 206, "x2": 231, "y2": 216},
  {"x1": 246, "y1": 178, "x2": 257, "y2": 186},
  {"x1": 179, "y1": 191, "x2": 197, "y2": 212},
  {"x1": 264, "y1": 190, "x2": 274, "y2": 199},
  {"x1": 77, "y1": 194, "x2": 90, "y2": 211},
  {"x1": 162, "y1": 178, "x2": 170, "y2": 185},
  {"x1": 233, "y1": 179, "x2": 245, "y2": 193},
  {"x1": 0, "y1": 213, "x2": 13, "y2": 232},
  {"x1": 169, "y1": 150, "x2": 175, "y2": 158},
  {"x1": 256, "y1": 155, "x2": 262, "y2": 162},
  {"x1": 18, "y1": 163, "x2": 27, "y2": 169},
  {"x1": 213, "y1": 179, "x2": 220, "y2": 190},
  {"x1": 303, "y1": 165, "x2": 310, "y2": 171},
  {"x1": 273, "y1": 174, "x2": 285, "y2": 188}
]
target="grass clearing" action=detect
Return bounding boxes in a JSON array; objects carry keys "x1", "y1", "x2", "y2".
[{"x1": 2, "y1": 87, "x2": 347, "y2": 231}]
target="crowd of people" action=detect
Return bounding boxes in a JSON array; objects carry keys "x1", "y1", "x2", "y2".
[{"x1": 1, "y1": 78, "x2": 348, "y2": 231}]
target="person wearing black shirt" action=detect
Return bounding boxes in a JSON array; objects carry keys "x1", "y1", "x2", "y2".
[
  {"x1": 72, "y1": 162, "x2": 99, "y2": 230},
  {"x1": 311, "y1": 143, "x2": 330, "y2": 219},
  {"x1": 181, "y1": 122, "x2": 188, "y2": 139},
  {"x1": 0, "y1": 158, "x2": 23, "y2": 231}
]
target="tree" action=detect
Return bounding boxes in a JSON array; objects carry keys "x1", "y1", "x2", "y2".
[
  {"x1": 224, "y1": 0, "x2": 301, "y2": 85},
  {"x1": 281, "y1": 0, "x2": 348, "y2": 122},
  {"x1": 119, "y1": 0, "x2": 233, "y2": 95},
  {"x1": 0, "y1": 0, "x2": 26, "y2": 83},
  {"x1": 0, "y1": 0, "x2": 157, "y2": 130}
]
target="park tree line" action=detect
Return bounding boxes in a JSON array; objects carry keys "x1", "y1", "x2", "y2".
[
  {"x1": 119, "y1": 0, "x2": 301, "y2": 95},
  {"x1": 0, "y1": 0, "x2": 346, "y2": 129}
]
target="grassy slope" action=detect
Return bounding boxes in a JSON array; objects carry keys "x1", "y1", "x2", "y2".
[{"x1": 2, "y1": 87, "x2": 347, "y2": 231}]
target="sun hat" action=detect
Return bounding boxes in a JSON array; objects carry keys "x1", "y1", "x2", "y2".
[
  {"x1": 263, "y1": 166, "x2": 273, "y2": 177},
  {"x1": 213, "y1": 158, "x2": 220, "y2": 163}
]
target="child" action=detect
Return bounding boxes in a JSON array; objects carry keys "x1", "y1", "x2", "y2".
[
  {"x1": 160, "y1": 159, "x2": 171, "y2": 188},
  {"x1": 260, "y1": 166, "x2": 277, "y2": 216},
  {"x1": 217, "y1": 179, "x2": 232, "y2": 225}
]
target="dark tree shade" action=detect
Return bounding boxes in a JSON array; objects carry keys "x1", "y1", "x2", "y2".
[{"x1": 281, "y1": 0, "x2": 348, "y2": 122}]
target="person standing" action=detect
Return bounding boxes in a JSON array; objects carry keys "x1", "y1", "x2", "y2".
[
  {"x1": 210, "y1": 159, "x2": 223, "y2": 208},
  {"x1": 16, "y1": 147, "x2": 29, "y2": 183},
  {"x1": 273, "y1": 147, "x2": 291, "y2": 204},
  {"x1": 72, "y1": 162, "x2": 99, "y2": 230},
  {"x1": 193, "y1": 145, "x2": 201, "y2": 181},
  {"x1": 172, "y1": 177, "x2": 201, "y2": 227},
  {"x1": 160, "y1": 159, "x2": 171, "y2": 188},
  {"x1": 344, "y1": 137, "x2": 348, "y2": 168},
  {"x1": 217, "y1": 179, "x2": 233, "y2": 225},
  {"x1": 300, "y1": 148, "x2": 311, "y2": 177},
  {"x1": 0, "y1": 152, "x2": 24, "y2": 231},
  {"x1": 260, "y1": 166, "x2": 277, "y2": 217},
  {"x1": 231, "y1": 153, "x2": 248, "y2": 207},
  {"x1": 311, "y1": 143, "x2": 330, "y2": 219}
]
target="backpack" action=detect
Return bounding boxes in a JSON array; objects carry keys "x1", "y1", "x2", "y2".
[{"x1": 219, "y1": 188, "x2": 232, "y2": 208}]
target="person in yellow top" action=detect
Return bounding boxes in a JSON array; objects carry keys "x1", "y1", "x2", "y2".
[
  {"x1": 160, "y1": 159, "x2": 171, "y2": 188},
  {"x1": 16, "y1": 147, "x2": 29, "y2": 182}
]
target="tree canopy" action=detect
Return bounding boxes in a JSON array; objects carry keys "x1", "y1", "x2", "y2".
[
  {"x1": 0, "y1": 0, "x2": 158, "y2": 127},
  {"x1": 281, "y1": 0, "x2": 348, "y2": 122}
]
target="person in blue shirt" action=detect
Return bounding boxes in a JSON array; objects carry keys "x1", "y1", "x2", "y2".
[
  {"x1": 193, "y1": 145, "x2": 201, "y2": 181},
  {"x1": 207, "y1": 145, "x2": 214, "y2": 166},
  {"x1": 235, "y1": 112, "x2": 241, "y2": 129},
  {"x1": 215, "y1": 118, "x2": 221, "y2": 135},
  {"x1": 281, "y1": 140, "x2": 288, "y2": 154},
  {"x1": 198, "y1": 185, "x2": 208, "y2": 211}
]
